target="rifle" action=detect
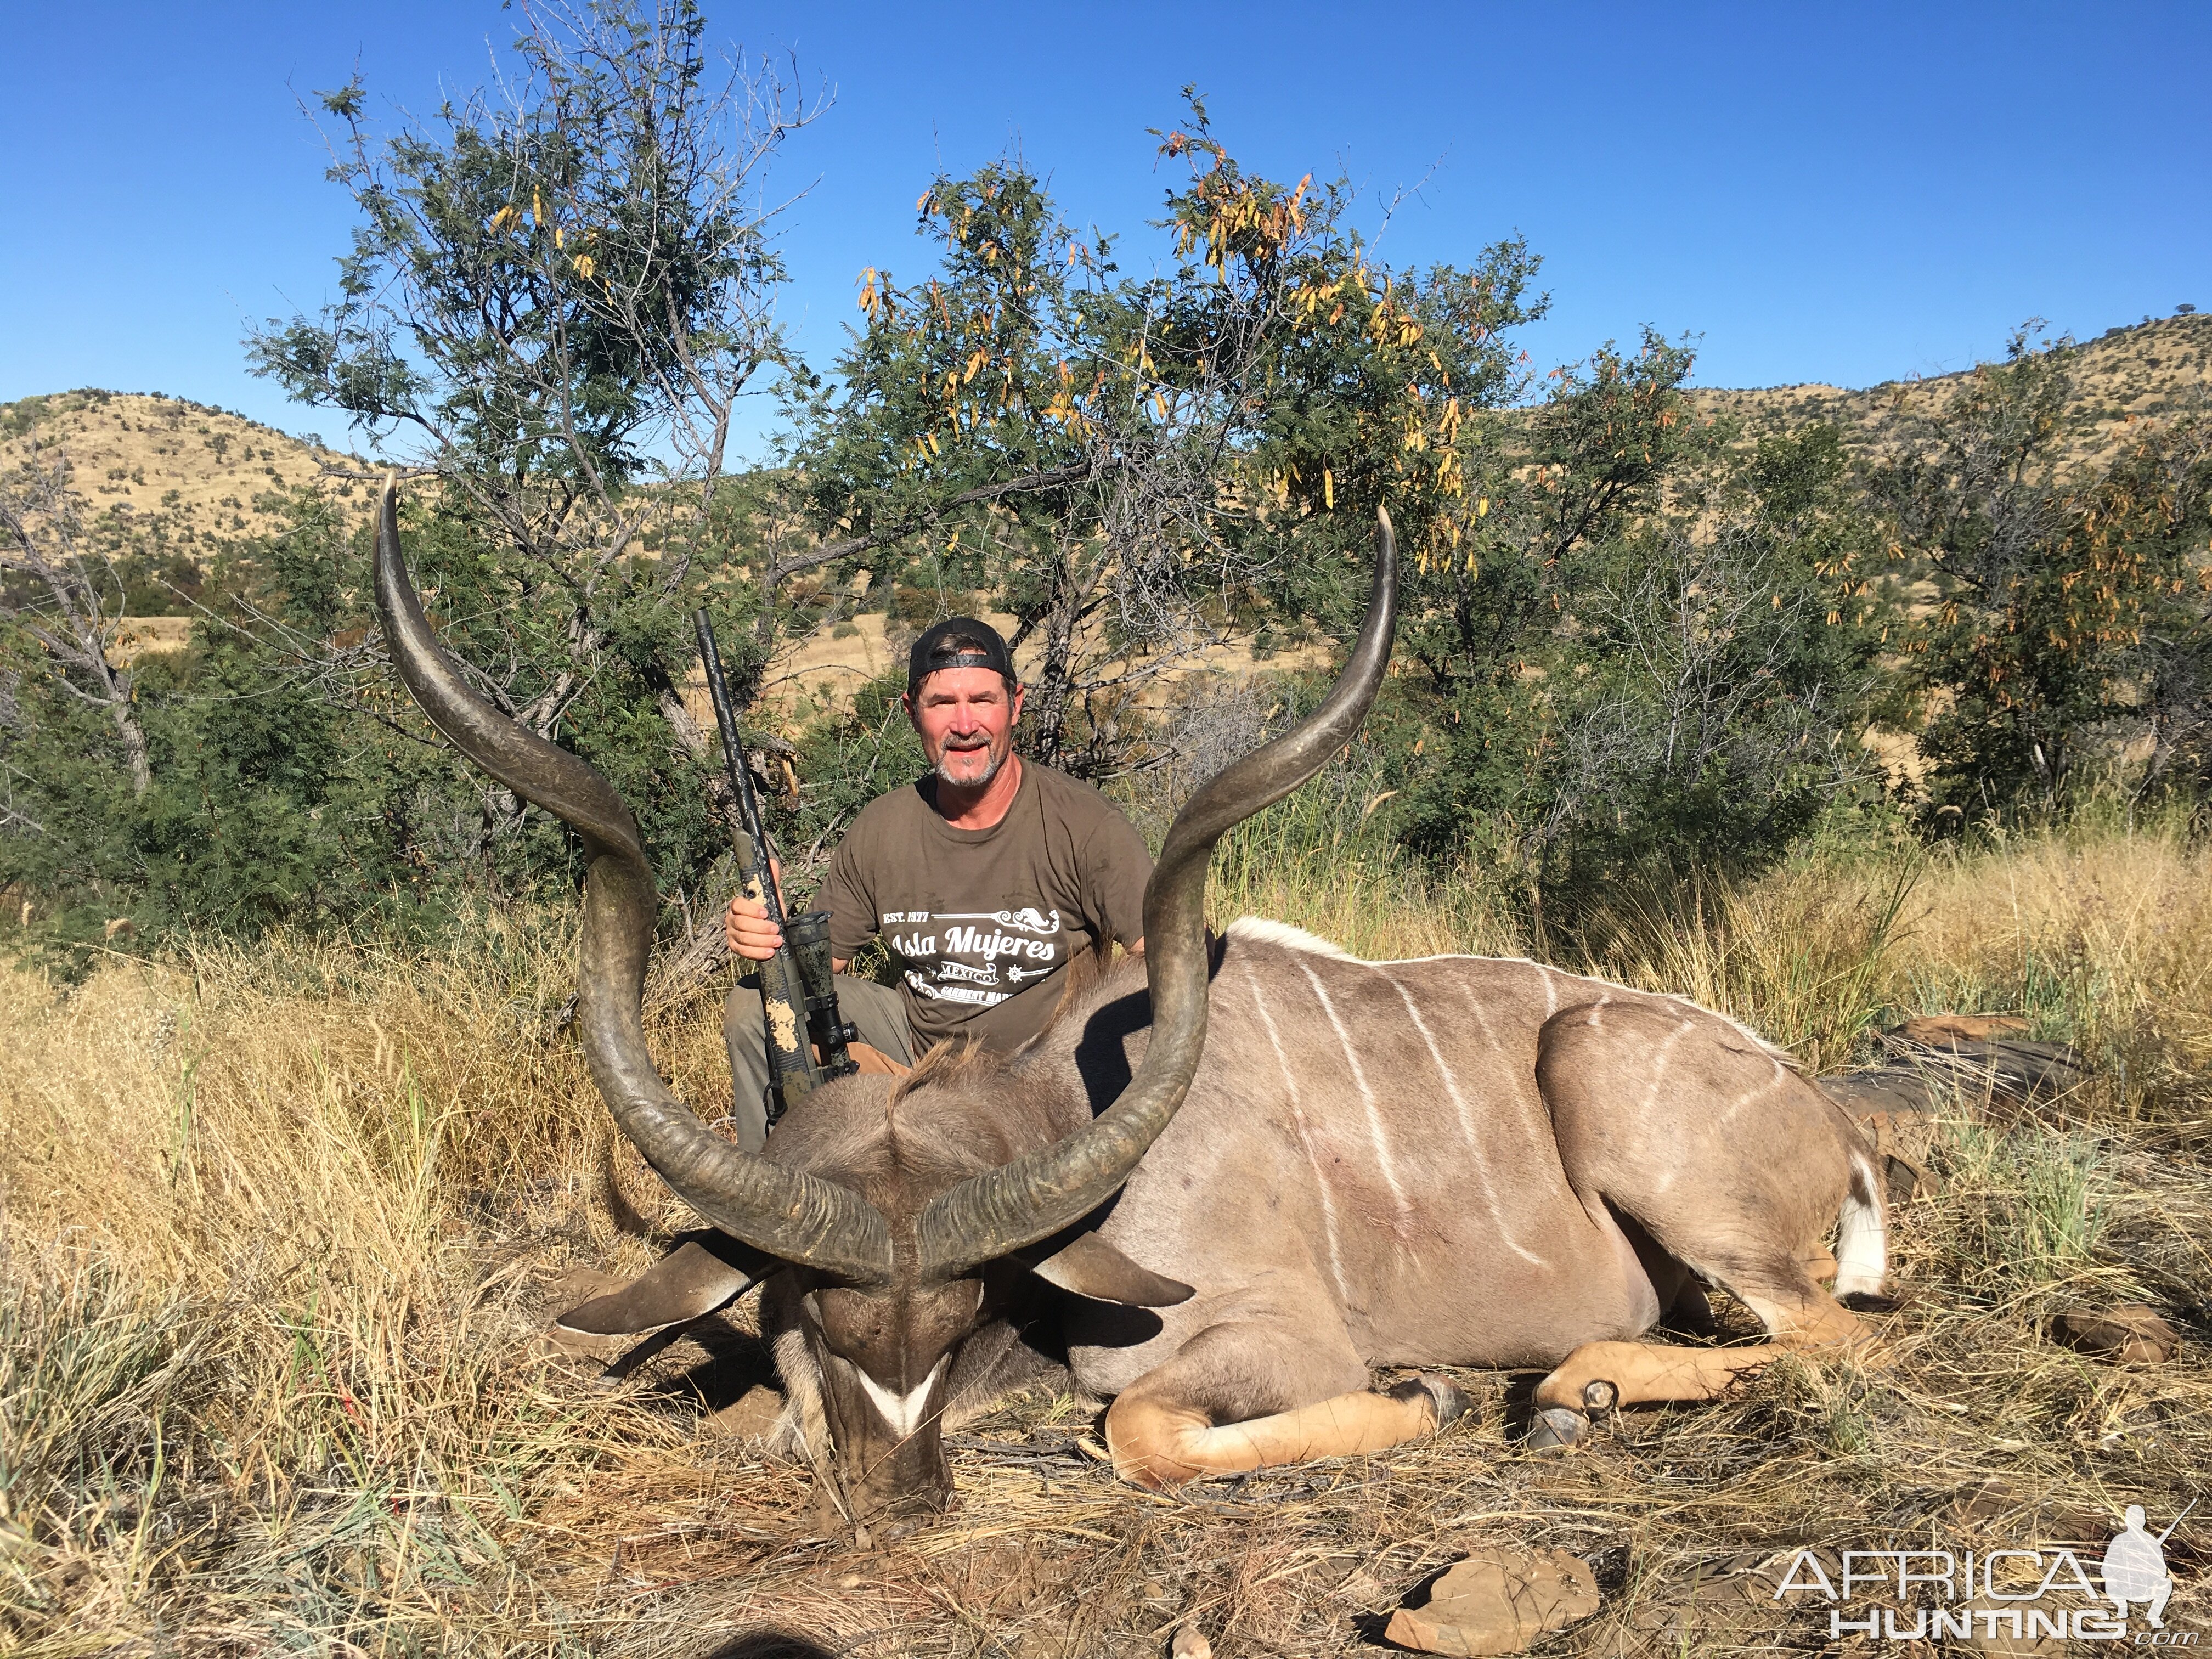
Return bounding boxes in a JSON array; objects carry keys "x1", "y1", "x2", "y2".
[{"x1": 692, "y1": 609, "x2": 857, "y2": 1129}]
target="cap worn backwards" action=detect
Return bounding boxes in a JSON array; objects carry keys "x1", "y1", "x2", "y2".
[{"x1": 907, "y1": 616, "x2": 1017, "y2": 691}]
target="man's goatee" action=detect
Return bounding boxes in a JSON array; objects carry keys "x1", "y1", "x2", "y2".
[{"x1": 935, "y1": 747, "x2": 1003, "y2": 788}]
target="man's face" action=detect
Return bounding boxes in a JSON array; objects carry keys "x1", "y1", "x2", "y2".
[{"x1": 907, "y1": 667, "x2": 1023, "y2": 791}]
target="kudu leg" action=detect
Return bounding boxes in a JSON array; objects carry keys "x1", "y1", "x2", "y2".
[
  {"x1": 1103, "y1": 1321, "x2": 1465, "y2": 1490},
  {"x1": 1527, "y1": 997, "x2": 1887, "y2": 1448},
  {"x1": 1529, "y1": 1283, "x2": 1868, "y2": 1447}
]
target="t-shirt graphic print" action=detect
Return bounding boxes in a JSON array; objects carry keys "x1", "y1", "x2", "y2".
[
  {"x1": 823, "y1": 763, "x2": 1152, "y2": 1054},
  {"x1": 885, "y1": 905, "x2": 1066, "y2": 1008}
]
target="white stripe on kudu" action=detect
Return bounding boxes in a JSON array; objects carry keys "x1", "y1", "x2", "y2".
[
  {"x1": 1246, "y1": 979, "x2": 1352, "y2": 1301},
  {"x1": 1716, "y1": 1058, "x2": 1791, "y2": 1129},
  {"x1": 1381, "y1": 970, "x2": 1545, "y2": 1266},
  {"x1": 1296, "y1": 960, "x2": 1415, "y2": 1229},
  {"x1": 1640, "y1": 1020, "x2": 1693, "y2": 1114}
]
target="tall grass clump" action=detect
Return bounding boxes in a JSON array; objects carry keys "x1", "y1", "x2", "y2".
[
  {"x1": 1574, "y1": 858, "x2": 1919, "y2": 1073},
  {"x1": 0, "y1": 912, "x2": 731, "y2": 1651},
  {"x1": 1894, "y1": 811, "x2": 2212, "y2": 1120},
  {"x1": 1206, "y1": 786, "x2": 1520, "y2": 962}
]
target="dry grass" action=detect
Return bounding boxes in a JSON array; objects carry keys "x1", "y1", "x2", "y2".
[{"x1": 3, "y1": 825, "x2": 2209, "y2": 1655}]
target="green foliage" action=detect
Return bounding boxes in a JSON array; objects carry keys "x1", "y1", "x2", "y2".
[
  {"x1": 1878, "y1": 326, "x2": 2212, "y2": 817},
  {"x1": 1373, "y1": 408, "x2": 1900, "y2": 925},
  {"x1": 8, "y1": 9, "x2": 2207, "y2": 963},
  {"x1": 0, "y1": 488, "x2": 768, "y2": 969},
  {"x1": 787, "y1": 97, "x2": 1542, "y2": 772}
]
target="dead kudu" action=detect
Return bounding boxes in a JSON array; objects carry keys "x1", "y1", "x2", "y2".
[{"x1": 375, "y1": 481, "x2": 1885, "y2": 1517}]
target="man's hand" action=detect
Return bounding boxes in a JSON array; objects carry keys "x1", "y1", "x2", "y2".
[{"x1": 725, "y1": 860, "x2": 785, "y2": 961}]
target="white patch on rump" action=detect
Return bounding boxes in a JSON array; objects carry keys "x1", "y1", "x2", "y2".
[
  {"x1": 857, "y1": 1356, "x2": 948, "y2": 1440},
  {"x1": 1832, "y1": 1154, "x2": 1887, "y2": 1298}
]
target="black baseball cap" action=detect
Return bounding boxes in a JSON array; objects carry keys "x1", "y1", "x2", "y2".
[{"x1": 907, "y1": 616, "x2": 1017, "y2": 692}]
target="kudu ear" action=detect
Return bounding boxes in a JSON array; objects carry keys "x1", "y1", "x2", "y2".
[
  {"x1": 556, "y1": 1231, "x2": 779, "y2": 1336},
  {"x1": 1023, "y1": 1233, "x2": 1194, "y2": 1307}
]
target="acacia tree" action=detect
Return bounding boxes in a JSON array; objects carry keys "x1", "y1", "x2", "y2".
[
  {"x1": 249, "y1": 0, "x2": 825, "y2": 869},
  {"x1": 1880, "y1": 326, "x2": 2212, "y2": 814},
  {"x1": 791, "y1": 97, "x2": 1543, "y2": 775}
]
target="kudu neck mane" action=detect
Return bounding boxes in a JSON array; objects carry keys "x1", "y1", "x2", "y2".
[{"x1": 770, "y1": 1050, "x2": 1069, "y2": 1209}]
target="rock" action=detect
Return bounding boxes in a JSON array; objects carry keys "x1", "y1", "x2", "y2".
[
  {"x1": 2053, "y1": 1305, "x2": 2179, "y2": 1364},
  {"x1": 1881, "y1": 1034, "x2": 2090, "y2": 1104},
  {"x1": 1891, "y1": 1012, "x2": 2031, "y2": 1046},
  {"x1": 1384, "y1": 1549, "x2": 1601, "y2": 1656},
  {"x1": 1169, "y1": 1626, "x2": 1212, "y2": 1659},
  {"x1": 1857, "y1": 1108, "x2": 1940, "y2": 1199}
]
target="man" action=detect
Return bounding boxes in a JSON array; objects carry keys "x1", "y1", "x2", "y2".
[{"x1": 722, "y1": 617, "x2": 1152, "y2": 1150}]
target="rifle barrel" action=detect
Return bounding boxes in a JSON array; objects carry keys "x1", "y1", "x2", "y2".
[{"x1": 692, "y1": 609, "x2": 779, "y2": 915}]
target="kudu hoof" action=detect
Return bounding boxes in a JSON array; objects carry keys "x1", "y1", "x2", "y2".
[
  {"x1": 1581, "y1": 1379, "x2": 1619, "y2": 1417},
  {"x1": 1390, "y1": 1373, "x2": 1471, "y2": 1431},
  {"x1": 1525, "y1": 1406, "x2": 1592, "y2": 1451}
]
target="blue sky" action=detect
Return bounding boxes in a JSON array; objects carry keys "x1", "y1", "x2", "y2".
[{"x1": 3, "y1": 2, "x2": 2205, "y2": 460}]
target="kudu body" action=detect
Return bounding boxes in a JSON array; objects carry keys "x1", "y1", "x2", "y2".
[{"x1": 375, "y1": 482, "x2": 1882, "y2": 1515}]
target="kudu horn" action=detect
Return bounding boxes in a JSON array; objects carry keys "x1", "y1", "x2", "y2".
[
  {"x1": 372, "y1": 476, "x2": 896, "y2": 1284},
  {"x1": 913, "y1": 505, "x2": 1401, "y2": 1280}
]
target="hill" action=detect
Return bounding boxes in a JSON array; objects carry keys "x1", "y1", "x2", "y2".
[
  {"x1": 1686, "y1": 312, "x2": 2210, "y2": 462},
  {"x1": 1, "y1": 388, "x2": 370, "y2": 523},
  {"x1": 8, "y1": 313, "x2": 2204, "y2": 664},
  {"x1": 0, "y1": 388, "x2": 372, "y2": 645}
]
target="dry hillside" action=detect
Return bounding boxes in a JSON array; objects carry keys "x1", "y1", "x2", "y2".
[
  {"x1": 10, "y1": 312, "x2": 2203, "y2": 668},
  {"x1": 1686, "y1": 311, "x2": 2211, "y2": 462},
  {"x1": 0, "y1": 387, "x2": 370, "y2": 551}
]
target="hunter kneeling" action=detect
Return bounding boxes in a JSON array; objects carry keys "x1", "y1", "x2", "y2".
[{"x1": 720, "y1": 617, "x2": 1150, "y2": 1151}]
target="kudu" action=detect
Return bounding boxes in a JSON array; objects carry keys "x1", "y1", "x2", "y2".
[{"x1": 376, "y1": 481, "x2": 1884, "y2": 1516}]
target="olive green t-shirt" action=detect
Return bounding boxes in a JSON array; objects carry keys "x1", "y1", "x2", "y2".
[{"x1": 823, "y1": 761, "x2": 1153, "y2": 1053}]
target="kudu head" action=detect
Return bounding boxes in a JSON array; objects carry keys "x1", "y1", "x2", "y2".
[{"x1": 373, "y1": 481, "x2": 1397, "y2": 1515}]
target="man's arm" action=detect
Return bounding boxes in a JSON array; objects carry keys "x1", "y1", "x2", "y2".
[{"x1": 1078, "y1": 795, "x2": 1155, "y2": 960}]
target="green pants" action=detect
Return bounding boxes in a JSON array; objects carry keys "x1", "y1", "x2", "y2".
[{"x1": 720, "y1": 974, "x2": 915, "y2": 1153}]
